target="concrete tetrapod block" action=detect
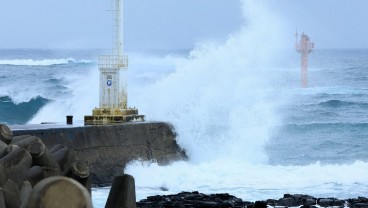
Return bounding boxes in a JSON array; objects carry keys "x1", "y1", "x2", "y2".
[
  {"x1": 25, "y1": 176, "x2": 92, "y2": 208},
  {"x1": 3, "y1": 179, "x2": 21, "y2": 208},
  {"x1": 105, "y1": 174, "x2": 137, "y2": 208},
  {"x1": 51, "y1": 145, "x2": 76, "y2": 175},
  {"x1": 0, "y1": 148, "x2": 33, "y2": 186},
  {"x1": 65, "y1": 161, "x2": 91, "y2": 194},
  {"x1": 0, "y1": 124, "x2": 13, "y2": 145},
  {"x1": 19, "y1": 181, "x2": 32, "y2": 207},
  {"x1": 0, "y1": 140, "x2": 7, "y2": 158},
  {"x1": 0, "y1": 188, "x2": 5, "y2": 208},
  {"x1": 27, "y1": 141, "x2": 61, "y2": 176}
]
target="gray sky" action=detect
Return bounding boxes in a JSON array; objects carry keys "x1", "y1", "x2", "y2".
[{"x1": 0, "y1": 0, "x2": 367, "y2": 50}]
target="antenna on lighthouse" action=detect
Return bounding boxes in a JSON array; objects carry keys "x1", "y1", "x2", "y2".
[
  {"x1": 114, "y1": 0, "x2": 122, "y2": 57},
  {"x1": 84, "y1": 0, "x2": 144, "y2": 125}
]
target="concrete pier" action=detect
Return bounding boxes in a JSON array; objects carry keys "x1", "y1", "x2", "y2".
[{"x1": 11, "y1": 122, "x2": 187, "y2": 186}]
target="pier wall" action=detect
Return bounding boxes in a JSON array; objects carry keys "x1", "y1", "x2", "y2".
[{"x1": 12, "y1": 122, "x2": 186, "y2": 186}]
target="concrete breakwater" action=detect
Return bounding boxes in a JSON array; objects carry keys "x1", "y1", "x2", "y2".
[{"x1": 11, "y1": 122, "x2": 187, "y2": 186}]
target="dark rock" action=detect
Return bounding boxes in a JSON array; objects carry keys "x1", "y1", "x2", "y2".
[
  {"x1": 277, "y1": 197, "x2": 297, "y2": 207},
  {"x1": 253, "y1": 201, "x2": 267, "y2": 208},
  {"x1": 305, "y1": 198, "x2": 317, "y2": 206},
  {"x1": 196, "y1": 200, "x2": 220, "y2": 207},
  {"x1": 353, "y1": 203, "x2": 368, "y2": 208},
  {"x1": 300, "y1": 205, "x2": 318, "y2": 208},
  {"x1": 220, "y1": 200, "x2": 235, "y2": 207},
  {"x1": 137, "y1": 191, "x2": 249, "y2": 208},
  {"x1": 266, "y1": 199, "x2": 277, "y2": 206},
  {"x1": 317, "y1": 198, "x2": 343, "y2": 207}
]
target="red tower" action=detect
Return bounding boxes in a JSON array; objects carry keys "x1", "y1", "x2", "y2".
[{"x1": 295, "y1": 31, "x2": 314, "y2": 88}]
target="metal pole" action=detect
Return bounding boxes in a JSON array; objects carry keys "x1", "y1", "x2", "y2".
[{"x1": 115, "y1": 0, "x2": 122, "y2": 57}]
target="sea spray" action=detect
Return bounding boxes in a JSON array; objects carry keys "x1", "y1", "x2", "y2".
[
  {"x1": 125, "y1": 0, "x2": 287, "y2": 196},
  {"x1": 133, "y1": 0, "x2": 286, "y2": 163},
  {"x1": 123, "y1": 0, "x2": 368, "y2": 201},
  {"x1": 28, "y1": 67, "x2": 99, "y2": 124}
]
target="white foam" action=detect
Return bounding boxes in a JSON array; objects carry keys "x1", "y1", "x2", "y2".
[
  {"x1": 27, "y1": 67, "x2": 99, "y2": 124},
  {"x1": 130, "y1": 0, "x2": 286, "y2": 164},
  {"x1": 126, "y1": 160, "x2": 368, "y2": 201}
]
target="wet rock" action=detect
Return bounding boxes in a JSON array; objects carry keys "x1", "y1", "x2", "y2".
[
  {"x1": 277, "y1": 197, "x2": 297, "y2": 206},
  {"x1": 253, "y1": 201, "x2": 267, "y2": 208},
  {"x1": 277, "y1": 194, "x2": 316, "y2": 207},
  {"x1": 317, "y1": 197, "x2": 344, "y2": 207},
  {"x1": 348, "y1": 197, "x2": 368, "y2": 208},
  {"x1": 137, "y1": 191, "x2": 253, "y2": 208},
  {"x1": 353, "y1": 203, "x2": 368, "y2": 208}
]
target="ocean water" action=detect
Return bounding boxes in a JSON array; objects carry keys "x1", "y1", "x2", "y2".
[
  {"x1": 2, "y1": 1, "x2": 368, "y2": 208},
  {"x1": 2, "y1": 48, "x2": 368, "y2": 206}
]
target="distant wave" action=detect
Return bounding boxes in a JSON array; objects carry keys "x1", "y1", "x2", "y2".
[
  {"x1": 0, "y1": 96, "x2": 50, "y2": 125},
  {"x1": 319, "y1": 99, "x2": 368, "y2": 108},
  {"x1": 0, "y1": 58, "x2": 94, "y2": 66},
  {"x1": 282, "y1": 122, "x2": 368, "y2": 133}
]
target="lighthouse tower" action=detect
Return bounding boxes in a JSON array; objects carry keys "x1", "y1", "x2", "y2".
[
  {"x1": 99, "y1": 0, "x2": 127, "y2": 109},
  {"x1": 295, "y1": 31, "x2": 314, "y2": 88},
  {"x1": 85, "y1": 0, "x2": 144, "y2": 125}
]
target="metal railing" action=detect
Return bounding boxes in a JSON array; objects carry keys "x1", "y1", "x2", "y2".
[{"x1": 98, "y1": 55, "x2": 128, "y2": 69}]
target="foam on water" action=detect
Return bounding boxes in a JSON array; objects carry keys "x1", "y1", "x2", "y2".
[
  {"x1": 125, "y1": 160, "x2": 368, "y2": 201},
  {"x1": 0, "y1": 58, "x2": 92, "y2": 66}
]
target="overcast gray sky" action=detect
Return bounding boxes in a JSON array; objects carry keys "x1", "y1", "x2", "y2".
[{"x1": 0, "y1": 0, "x2": 367, "y2": 50}]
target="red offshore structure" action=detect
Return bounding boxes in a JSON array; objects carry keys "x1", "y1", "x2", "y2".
[{"x1": 295, "y1": 31, "x2": 314, "y2": 88}]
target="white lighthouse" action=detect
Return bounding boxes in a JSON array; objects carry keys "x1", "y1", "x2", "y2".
[{"x1": 85, "y1": 0, "x2": 144, "y2": 125}]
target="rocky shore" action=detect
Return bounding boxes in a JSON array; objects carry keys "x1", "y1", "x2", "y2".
[{"x1": 137, "y1": 191, "x2": 368, "y2": 208}]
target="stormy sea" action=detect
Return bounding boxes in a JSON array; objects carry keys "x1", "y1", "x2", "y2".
[
  {"x1": 1, "y1": 46, "x2": 368, "y2": 206},
  {"x1": 1, "y1": 3, "x2": 368, "y2": 208}
]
